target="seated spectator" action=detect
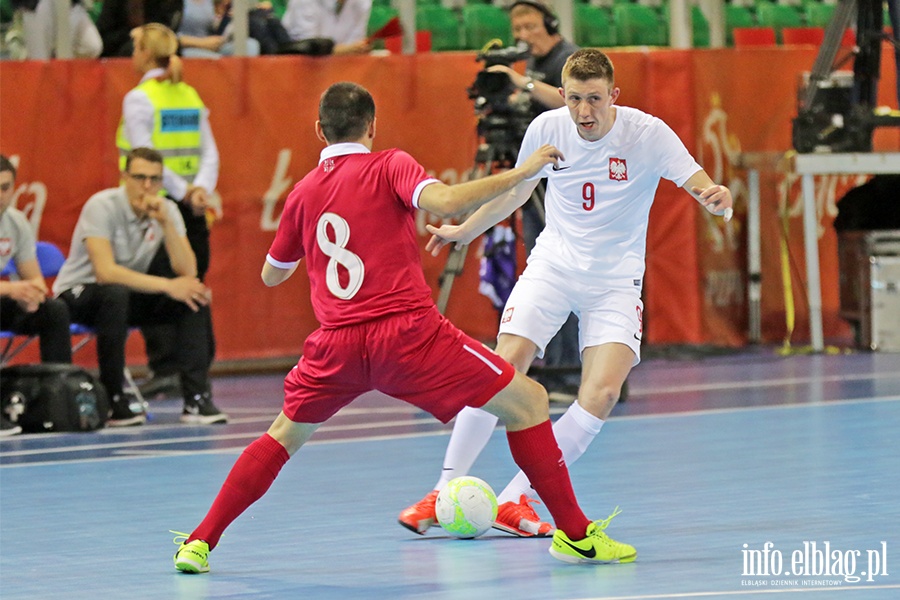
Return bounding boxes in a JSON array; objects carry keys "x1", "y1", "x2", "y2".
[
  {"x1": 178, "y1": 0, "x2": 260, "y2": 58},
  {"x1": 52, "y1": 147, "x2": 227, "y2": 427},
  {"x1": 281, "y1": 0, "x2": 372, "y2": 55},
  {"x1": 96, "y1": 0, "x2": 181, "y2": 57},
  {"x1": 19, "y1": 0, "x2": 102, "y2": 59},
  {"x1": 0, "y1": 154, "x2": 72, "y2": 435}
]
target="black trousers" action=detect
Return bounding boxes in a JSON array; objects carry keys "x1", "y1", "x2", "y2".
[
  {"x1": 0, "y1": 296, "x2": 72, "y2": 363},
  {"x1": 59, "y1": 284, "x2": 212, "y2": 400},
  {"x1": 143, "y1": 199, "x2": 215, "y2": 377}
]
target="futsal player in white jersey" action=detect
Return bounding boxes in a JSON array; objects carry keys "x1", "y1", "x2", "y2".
[{"x1": 399, "y1": 48, "x2": 733, "y2": 538}]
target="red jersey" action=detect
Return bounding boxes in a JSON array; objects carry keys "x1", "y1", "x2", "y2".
[{"x1": 268, "y1": 143, "x2": 439, "y2": 327}]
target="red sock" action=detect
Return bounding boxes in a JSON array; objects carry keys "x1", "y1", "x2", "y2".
[
  {"x1": 506, "y1": 420, "x2": 590, "y2": 540},
  {"x1": 189, "y1": 433, "x2": 290, "y2": 549}
]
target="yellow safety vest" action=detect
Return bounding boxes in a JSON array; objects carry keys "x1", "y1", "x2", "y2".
[{"x1": 116, "y1": 78, "x2": 205, "y2": 186}]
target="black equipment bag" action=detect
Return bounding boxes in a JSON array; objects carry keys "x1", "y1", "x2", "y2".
[{"x1": 0, "y1": 364, "x2": 109, "y2": 432}]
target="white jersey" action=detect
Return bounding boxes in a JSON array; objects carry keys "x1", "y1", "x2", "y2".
[{"x1": 516, "y1": 105, "x2": 702, "y2": 285}]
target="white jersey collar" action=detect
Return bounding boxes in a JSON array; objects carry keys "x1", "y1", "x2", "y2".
[{"x1": 319, "y1": 143, "x2": 371, "y2": 164}]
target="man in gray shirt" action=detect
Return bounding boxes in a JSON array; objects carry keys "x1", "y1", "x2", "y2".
[
  {"x1": 0, "y1": 154, "x2": 72, "y2": 435},
  {"x1": 54, "y1": 147, "x2": 227, "y2": 427}
]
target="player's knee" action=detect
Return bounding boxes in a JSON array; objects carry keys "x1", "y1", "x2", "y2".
[
  {"x1": 579, "y1": 382, "x2": 620, "y2": 417},
  {"x1": 499, "y1": 375, "x2": 550, "y2": 429}
]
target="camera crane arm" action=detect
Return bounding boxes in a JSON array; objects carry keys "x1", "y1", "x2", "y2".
[{"x1": 793, "y1": 0, "x2": 900, "y2": 152}]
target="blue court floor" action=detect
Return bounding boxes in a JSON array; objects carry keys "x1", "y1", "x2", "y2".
[{"x1": 1, "y1": 349, "x2": 899, "y2": 599}]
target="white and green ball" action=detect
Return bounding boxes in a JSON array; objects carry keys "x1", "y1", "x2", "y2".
[{"x1": 435, "y1": 476, "x2": 498, "y2": 538}]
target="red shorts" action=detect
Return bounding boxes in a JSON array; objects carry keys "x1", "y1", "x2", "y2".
[{"x1": 282, "y1": 307, "x2": 515, "y2": 424}]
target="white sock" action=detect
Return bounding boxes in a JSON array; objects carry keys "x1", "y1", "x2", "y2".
[
  {"x1": 496, "y1": 400, "x2": 605, "y2": 504},
  {"x1": 433, "y1": 406, "x2": 500, "y2": 491}
]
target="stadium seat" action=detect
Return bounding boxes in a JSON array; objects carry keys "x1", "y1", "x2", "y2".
[
  {"x1": 724, "y1": 5, "x2": 755, "y2": 46},
  {"x1": 612, "y1": 3, "x2": 667, "y2": 46},
  {"x1": 658, "y1": 4, "x2": 710, "y2": 48},
  {"x1": 781, "y1": 26, "x2": 825, "y2": 46},
  {"x1": 692, "y1": 5, "x2": 711, "y2": 48},
  {"x1": 461, "y1": 4, "x2": 512, "y2": 50},
  {"x1": 755, "y1": 3, "x2": 802, "y2": 42},
  {"x1": 804, "y1": 2, "x2": 836, "y2": 28},
  {"x1": 269, "y1": 0, "x2": 288, "y2": 19},
  {"x1": 416, "y1": 5, "x2": 463, "y2": 51},
  {"x1": 0, "y1": 0, "x2": 13, "y2": 23},
  {"x1": 573, "y1": 4, "x2": 616, "y2": 47},
  {"x1": 732, "y1": 26, "x2": 777, "y2": 47}
]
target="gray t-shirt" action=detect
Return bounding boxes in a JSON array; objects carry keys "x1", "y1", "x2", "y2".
[
  {"x1": 53, "y1": 186, "x2": 186, "y2": 295},
  {"x1": 0, "y1": 207, "x2": 37, "y2": 275}
]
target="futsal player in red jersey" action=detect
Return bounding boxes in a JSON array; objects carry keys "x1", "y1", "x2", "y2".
[{"x1": 173, "y1": 81, "x2": 635, "y2": 573}]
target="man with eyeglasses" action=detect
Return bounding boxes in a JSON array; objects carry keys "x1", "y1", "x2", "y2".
[{"x1": 53, "y1": 147, "x2": 227, "y2": 427}]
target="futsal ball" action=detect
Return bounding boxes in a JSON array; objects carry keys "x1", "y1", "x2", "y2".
[{"x1": 435, "y1": 476, "x2": 498, "y2": 539}]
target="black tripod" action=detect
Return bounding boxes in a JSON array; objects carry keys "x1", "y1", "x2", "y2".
[{"x1": 435, "y1": 128, "x2": 538, "y2": 315}]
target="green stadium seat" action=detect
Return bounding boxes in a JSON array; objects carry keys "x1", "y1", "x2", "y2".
[
  {"x1": 270, "y1": 0, "x2": 288, "y2": 19},
  {"x1": 804, "y1": 2, "x2": 836, "y2": 28},
  {"x1": 658, "y1": 4, "x2": 710, "y2": 48},
  {"x1": 692, "y1": 5, "x2": 711, "y2": 48},
  {"x1": 89, "y1": 0, "x2": 103, "y2": 23},
  {"x1": 1, "y1": 0, "x2": 15, "y2": 23},
  {"x1": 613, "y1": 3, "x2": 667, "y2": 46},
  {"x1": 755, "y1": 3, "x2": 802, "y2": 42},
  {"x1": 725, "y1": 5, "x2": 755, "y2": 46},
  {"x1": 461, "y1": 4, "x2": 512, "y2": 50},
  {"x1": 416, "y1": 5, "x2": 463, "y2": 51},
  {"x1": 573, "y1": 4, "x2": 616, "y2": 47}
]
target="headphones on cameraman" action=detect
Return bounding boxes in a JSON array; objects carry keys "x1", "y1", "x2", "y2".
[{"x1": 509, "y1": 0, "x2": 560, "y2": 36}]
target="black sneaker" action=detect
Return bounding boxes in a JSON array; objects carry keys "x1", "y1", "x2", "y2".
[
  {"x1": 181, "y1": 393, "x2": 228, "y2": 425},
  {"x1": 0, "y1": 414, "x2": 22, "y2": 437},
  {"x1": 107, "y1": 394, "x2": 147, "y2": 427}
]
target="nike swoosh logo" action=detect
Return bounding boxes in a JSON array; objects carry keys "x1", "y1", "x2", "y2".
[
  {"x1": 552, "y1": 165, "x2": 570, "y2": 171},
  {"x1": 634, "y1": 334, "x2": 641, "y2": 341},
  {"x1": 559, "y1": 537, "x2": 596, "y2": 559}
]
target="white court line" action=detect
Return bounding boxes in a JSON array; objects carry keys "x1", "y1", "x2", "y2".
[
  {"x1": 2, "y1": 395, "x2": 898, "y2": 467},
  {"x1": 0, "y1": 429, "x2": 455, "y2": 467},
  {"x1": 0, "y1": 417, "x2": 448, "y2": 458},
  {"x1": 574, "y1": 583, "x2": 900, "y2": 599},
  {"x1": 611, "y1": 394, "x2": 900, "y2": 423},
  {"x1": 628, "y1": 370, "x2": 900, "y2": 396}
]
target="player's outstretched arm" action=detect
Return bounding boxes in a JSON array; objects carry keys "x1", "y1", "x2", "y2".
[
  {"x1": 684, "y1": 170, "x2": 734, "y2": 221},
  {"x1": 418, "y1": 144, "x2": 562, "y2": 218},
  {"x1": 261, "y1": 260, "x2": 299, "y2": 287},
  {"x1": 425, "y1": 181, "x2": 536, "y2": 256}
]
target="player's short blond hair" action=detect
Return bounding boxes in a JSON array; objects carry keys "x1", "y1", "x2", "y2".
[{"x1": 562, "y1": 48, "x2": 615, "y2": 87}]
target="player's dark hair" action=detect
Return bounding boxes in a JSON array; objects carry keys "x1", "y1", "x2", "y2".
[
  {"x1": 0, "y1": 154, "x2": 16, "y2": 180},
  {"x1": 124, "y1": 147, "x2": 164, "y2": 171},
  {"x1": 318, "y1": 82, "x2": 376, "y2": 143},
  {"x1": 562, "y1": 49, "x2": 615, "y2": 87}
]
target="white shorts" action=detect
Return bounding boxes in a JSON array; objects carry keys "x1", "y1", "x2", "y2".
[{"x1": 498, "y1": 260, "x2": 643, "y2": 366}]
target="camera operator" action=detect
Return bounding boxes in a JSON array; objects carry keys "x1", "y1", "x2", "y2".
[
  {"x1": 487, "y1": 0, "x2": 581, "y2": 400},
  {"x1": 488, "y1": 1, "x2": 579, "y2": 119}
]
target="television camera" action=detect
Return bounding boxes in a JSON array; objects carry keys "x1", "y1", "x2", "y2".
[{"x1": 467, "y1": 41, "x2": 534, "y2": 157}]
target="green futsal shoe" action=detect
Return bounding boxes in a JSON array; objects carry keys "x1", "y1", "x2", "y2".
[
  {"x1": 172, "y1": 531, "x2": 210, "y2": 574},
  {"x1": 549, "y1": 508, "x2": 637, "y2": 565}
]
